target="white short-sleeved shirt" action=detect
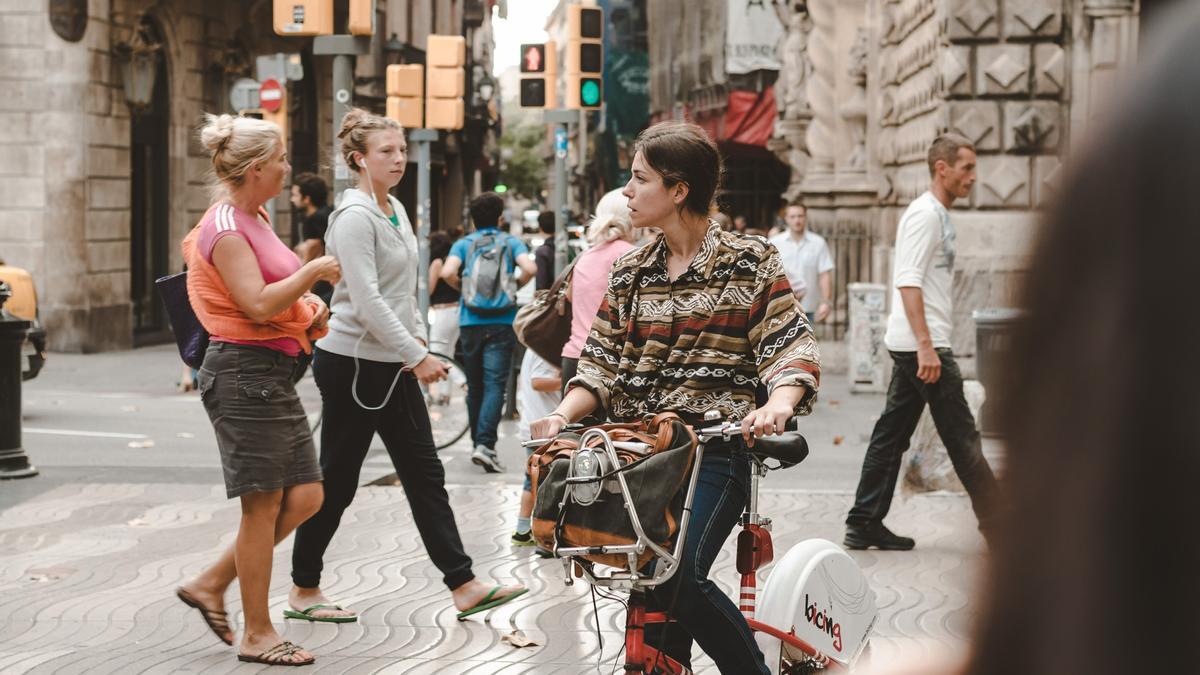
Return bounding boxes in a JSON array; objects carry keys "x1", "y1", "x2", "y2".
[
  {"x1": 885, "y1": 191, "x2": 956, "y2": 352},
  {"x1": 517, "y1": 349, "x2": 562, "y2": 440},
  {"x1": 768, "y1": 230, "x2": 834, "y2": 312}
]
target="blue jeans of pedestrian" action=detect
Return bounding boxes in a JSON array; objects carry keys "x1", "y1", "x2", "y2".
[
  {"x1": 459, "y1": 324, "x2": 515, "y2": 450},
  {"x1": 645, "y1": 448, "x2": 771, "y2": 674}
]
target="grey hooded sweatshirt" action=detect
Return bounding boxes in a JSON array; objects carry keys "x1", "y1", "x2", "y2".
[{"x1": 316, "y1": 188, "x2": 428, "y2": 366}]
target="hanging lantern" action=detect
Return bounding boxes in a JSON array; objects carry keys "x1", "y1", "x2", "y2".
[{"x1": 115, "y1": 22, "x2": 163, "y2": 111}]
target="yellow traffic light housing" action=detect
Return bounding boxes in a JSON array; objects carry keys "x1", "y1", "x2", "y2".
[
  {"x1": 273, "y1": 0, "x2": 332, "y2": 36},
  {"x1": 565, "y1": 5, "x2": 603, "y2": 110},
  {"x1": 386, "y1": 64, "x2": 424, "y2": 129},
  {"x1": 519, "y1": 41, "x2": 557, "y2": 109},
  {"x1": 425, "y1": 35, "x2": 466, "y2": 130}
]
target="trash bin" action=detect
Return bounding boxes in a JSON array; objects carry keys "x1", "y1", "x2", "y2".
[{"x1": 972, "y1": 308, "x2": 1025, "y2": 438}]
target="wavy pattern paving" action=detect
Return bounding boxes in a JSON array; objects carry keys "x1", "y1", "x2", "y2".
[{"x1": 0, "y1": 483, "x2": 984, "y2": 673}]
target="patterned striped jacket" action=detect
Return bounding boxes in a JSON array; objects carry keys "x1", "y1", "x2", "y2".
[{"x1": 569, "y1": 222, "x2": 821, "y2": 425}]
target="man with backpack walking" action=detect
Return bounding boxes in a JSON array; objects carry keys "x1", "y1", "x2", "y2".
[{"x1": 441, "y1": 193, "x2": 537, "y2": 472}]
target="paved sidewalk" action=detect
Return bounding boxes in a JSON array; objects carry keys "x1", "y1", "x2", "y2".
[{"x1": 0, "y1": 480, "x2": 984, "y2": 673}]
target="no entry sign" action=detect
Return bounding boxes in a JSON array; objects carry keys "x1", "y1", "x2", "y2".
[{"x1": 259, "y1": 79, "x2": 283, "y2": 112}]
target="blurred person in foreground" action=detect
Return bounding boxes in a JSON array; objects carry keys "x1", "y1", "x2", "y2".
[{"x1": 864, "y1": 5, "x2": 1200, "y2": 674}]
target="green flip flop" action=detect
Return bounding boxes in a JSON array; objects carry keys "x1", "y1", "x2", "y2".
[
  {"x1": 283, "y1": 603, "x2": 358, "y2": 623},
  {"x1": 456, "y1": 585, "x2": 529, "y2": 621}
]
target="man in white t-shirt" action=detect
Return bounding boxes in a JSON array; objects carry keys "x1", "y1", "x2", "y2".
[
  {"x1": 844, "y1": 134, "x2": 998, "y2": 551},
  {"x1": 511, "y1": 348, "x2": 561, "y2": 548},
  {"x1": 769, "y1": 201, "x2": 834, "y2": 323}
]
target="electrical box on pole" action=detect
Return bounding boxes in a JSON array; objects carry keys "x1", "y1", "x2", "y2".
[
  {"x1": 386, "y1": 64, "x2": 424, "y2": 129},
  {"x1": 273, "y1": 0, "x2": 332, "y2": 36},
  {"x1": 565, "y1": 5, "x2": 603, "y2": 109},
  {"x1": 518, "y1": 41, "x2": 557, "y2": 109},
  {"x1": 424, "y1": 35, "x2": 465, "y2": 131}
]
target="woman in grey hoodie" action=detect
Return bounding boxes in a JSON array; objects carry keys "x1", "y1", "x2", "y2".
[{"x1": 288, "y1": 110, "x2": 527, "y2": 622}]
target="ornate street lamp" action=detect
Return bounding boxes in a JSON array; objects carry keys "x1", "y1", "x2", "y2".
[{"x1": 114, "y1": 21, "x2": 163, "y2": 112}]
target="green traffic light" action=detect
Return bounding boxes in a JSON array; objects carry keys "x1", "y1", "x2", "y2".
[
  {"x1": 494, "y1": 184, "x2": 508, "y2": 193},
  {"x1": 581, "y1": 79, "x2": 601, "y2": 107}
]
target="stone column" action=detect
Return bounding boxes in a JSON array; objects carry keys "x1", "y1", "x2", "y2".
[
  {"x1": 769, "y1": 3, "x2": 813, "y2": 202},
  {"x1": 801, "y1": 0, "x2": 837, "y2": 191}
]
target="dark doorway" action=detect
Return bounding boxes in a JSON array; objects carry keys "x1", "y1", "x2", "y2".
[
  {"x1": 130, "y1": 19, "x2": 171, "y2": 346},
  {"x1": 715, "y1": 142, "x2": 789, "y2": 233}
]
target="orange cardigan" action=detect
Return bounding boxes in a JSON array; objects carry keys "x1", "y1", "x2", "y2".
[{"x1": 182, "y1": 210, "x2": 327, "y2": 353}]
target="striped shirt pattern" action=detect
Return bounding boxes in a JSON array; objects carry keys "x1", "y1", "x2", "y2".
[
  {"x1": 569, "y1": 222, "x2": 821, "y2": 425},
  {"x1": 214, "y1": 203, "x2": 239, "y2": 233}
]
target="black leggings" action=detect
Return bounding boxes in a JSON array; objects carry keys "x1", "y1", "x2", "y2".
[{"x1": 291, "y1": 347, "x2": 475, "y2": 590}]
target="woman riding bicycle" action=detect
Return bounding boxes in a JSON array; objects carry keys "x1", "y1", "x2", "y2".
[{"x1": 529, "y1": 120, "x2": 820, "y2": 674}]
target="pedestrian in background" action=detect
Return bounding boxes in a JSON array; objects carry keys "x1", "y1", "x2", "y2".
[
  {"x1": 427, "y1": 230, "x2": 461, "y2": 358},
  {"x1": 534, "y1": 210, "x2": 556, "y2": 291},
  {"x1": 510, "y1": 348, "x2": 560, "y2": 547},
  {"x1": 440, "y1": 192, "x2": 537, "y2": 474},
  {"x1": 769, "y1": 201, "x2": 834, "y2": 323},
  {"x1": 289, "y1": 109, "x2": 527, "y2": 624},
  {"x1": 844, "y1": 134, "x2": 997, "y2": 551},
  {"x1": 176, "y1": 114, "x2": 339, "y2": 667},
  {"x1": 560, "y1": 189, "x2": 638, "y2": 390},
  {"x1": 290, "y1": 172, "x2": 334, "y2": 307}
]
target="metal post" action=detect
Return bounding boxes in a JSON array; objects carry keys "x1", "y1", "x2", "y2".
[
  {"x1": 544, "y1": 109, "x2": 578, "y2": 277},
  {"x1": 0, "y1": 286, "x2": 36, "y2": 479},
  {"x1": 409, "y1": 128, "x2": 438, "y2": 329},
  {"x1": 314, "y1": 36, "x2": 372, "y2": 205}
]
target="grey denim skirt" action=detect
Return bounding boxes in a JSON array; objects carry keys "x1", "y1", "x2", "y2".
[{"x1": 197, "y1": 342, "x2": 322, "y2": 498}]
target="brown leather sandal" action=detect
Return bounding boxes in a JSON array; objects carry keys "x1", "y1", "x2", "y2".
[
  {"x1": 176, "y1": 587, "x2": 234, "y2": 646},
  {"x1": 237, "y1": 641, "x2": 315, "y2": 666}
]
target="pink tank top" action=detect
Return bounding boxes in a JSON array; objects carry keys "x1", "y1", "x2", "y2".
[{"x1": 197, "y1": 202, "x2": 302, "y2": 356}]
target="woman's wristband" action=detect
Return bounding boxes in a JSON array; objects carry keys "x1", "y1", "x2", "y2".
[{"x1": 548, "y1": 411, "x2": 570, "y2": 424}]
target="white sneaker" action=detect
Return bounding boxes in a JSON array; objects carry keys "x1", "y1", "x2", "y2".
[{"x1": 471, "y1": 445, "x2": 505, "y2": 473}]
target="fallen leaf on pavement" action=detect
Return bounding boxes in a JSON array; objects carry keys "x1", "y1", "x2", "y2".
[
  {"x1": 127, "y1": 439, "x2": 155, "y2": 449},
  {"x1": 833, "y1": 435, "x2": 845, "y2": 446},
  {"x1": 828, "y1": 399, "x2": 841, "y2": 407},
  {"x1": 500, "y1": 630, "x2": 539, "y2": 648}
]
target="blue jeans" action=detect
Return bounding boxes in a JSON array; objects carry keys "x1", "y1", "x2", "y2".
[
  {"x1": 459, "y1": 324, "x2": 515, "y2": 450},
  {"x1": 645, "y1": 449, "x2": 771, "y2": 674}
]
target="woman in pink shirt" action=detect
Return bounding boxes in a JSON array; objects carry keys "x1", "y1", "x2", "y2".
[{"x1": 560, "y1": 189, "x2": 638, "y2": 390}]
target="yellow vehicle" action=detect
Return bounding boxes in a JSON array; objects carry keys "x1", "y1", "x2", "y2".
[{"x1": 0, "y1": 260, "x2": 47, "y2": 380}]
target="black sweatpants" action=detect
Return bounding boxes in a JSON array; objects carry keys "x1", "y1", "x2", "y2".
[{"x1": 291, "y1": 347, "x2": 475, "y2": 590}]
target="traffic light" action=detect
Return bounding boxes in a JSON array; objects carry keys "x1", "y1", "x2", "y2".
[
  {"x1": 348, "y1": 0, "x2": 373, "y2": 37},
  {"x1": 273, "y1": 0, "x2": 332, "y2": 36},
  {"x1": 386, "y1": 64, "x2": 423, "y2": 129},
  {"x1": 518, "y1": 41, "x2": 557, "y2": 109},
  {"x1": 425, "y1": 35, "x2": 465, "y2": 130},
  {"x1": 565, "y1": 5, "x2": 603, "y2": 109}
]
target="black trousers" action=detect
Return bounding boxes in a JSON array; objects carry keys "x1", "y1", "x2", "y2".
[
  {"x1": 847, "y1": 349, "x2": 998, "y2": 530},
  {"x1": 291, "y1": 347, "x2": 475, "y2": 590}
]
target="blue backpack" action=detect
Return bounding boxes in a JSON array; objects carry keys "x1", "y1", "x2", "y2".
[{"x1": 461, "y1": 232, "x2": 518, "y2": 316}]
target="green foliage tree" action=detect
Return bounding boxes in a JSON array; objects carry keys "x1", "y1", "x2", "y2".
[{"x1": 499, "y1": 122, "x2": 547, "y2": 201}]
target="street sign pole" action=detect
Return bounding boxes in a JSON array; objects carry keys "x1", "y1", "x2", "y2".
[
  {"x1": 314, "y1": 36, "x2": 372, "y2": 205},
  {"x1": 544, "y1": 109, "x2": 577, "y2": 277},
  {"x1": 410, "y1": 128, "x2": 438, "y2": 328}
]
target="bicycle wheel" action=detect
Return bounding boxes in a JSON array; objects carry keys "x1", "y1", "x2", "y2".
[{"x1": 421, "y1": 351, "x2": 471, "y2": 450}]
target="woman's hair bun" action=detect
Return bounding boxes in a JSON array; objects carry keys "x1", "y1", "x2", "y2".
[
  {"x1": 200, "y1": 113, "x2": 237, "y2": 154},
  {"x1": 337, "y1": 108, "x2": 372, "y2": 140}
]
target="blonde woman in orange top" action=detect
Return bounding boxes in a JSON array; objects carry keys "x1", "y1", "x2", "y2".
[{"x1": 175, "y1": 114, "x2": 340, "y2": 667}]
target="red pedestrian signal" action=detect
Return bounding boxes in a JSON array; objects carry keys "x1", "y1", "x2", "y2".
[
  {"x1": 521, "y1": 44, "x2": 546, "y2": 73},
  {"x1": 519, "y1": 41, "x2": 556, "y2": 109}
]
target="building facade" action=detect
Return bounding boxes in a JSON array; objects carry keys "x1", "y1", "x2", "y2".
[
  {"x1": 650, "y1": 0, "x2": 1146, "y2": 351},
  {"x1": 0, "y1": 0, "x2": 499, "y2": 352}
]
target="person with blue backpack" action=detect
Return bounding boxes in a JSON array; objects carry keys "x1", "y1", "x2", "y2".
[{"x1": 441, "y1": 192, "x2": 537, "y2": 473}]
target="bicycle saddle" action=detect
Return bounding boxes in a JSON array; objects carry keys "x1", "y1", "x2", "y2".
[
  {"x1": 748, "y1": 432, "x2": 809, "y2": 468},
  {"x1": 737, "y1": 417, "x2": 809, "y2": 468}
]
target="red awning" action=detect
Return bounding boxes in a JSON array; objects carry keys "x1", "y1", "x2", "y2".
[{"x1": 650, "y1": 86, "x2": 777, "y2": 148}]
